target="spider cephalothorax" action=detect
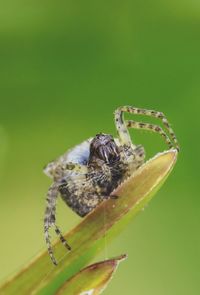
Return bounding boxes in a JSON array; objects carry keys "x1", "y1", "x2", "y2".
[
  {"x1": 88, "y1": 133, "x2": 120, "y2": 165},
  {"x1": 44, "y1": 105, "x2": 179, "y2": 265}
]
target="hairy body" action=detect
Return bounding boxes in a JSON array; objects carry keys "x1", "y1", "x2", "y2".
[
  {"x1": 45, "y1": 136, "x2": 144, "y2": 217},
  {"x1": 44, "y1": 105, "x2": 179, "y2": 265}
]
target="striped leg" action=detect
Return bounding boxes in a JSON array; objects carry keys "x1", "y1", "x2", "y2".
[
  {"x1": 126, "y1": 120, "x2": 172, "y2": 149},
  {"x1": 114, "y1": 106, "x2": 180, "y2": 151},
  {"x1": 65, "y1": 162, "x2": 88, "y2": 173},
  {"x1": 44, "y1": 183, "x2": 58, "y2": 265},
  {"x1": 55, "y1": 225, "x2": 71, "y2": 251},
  {"x1": 44, "y1": 183, "x2": 70, "y2": 265}
]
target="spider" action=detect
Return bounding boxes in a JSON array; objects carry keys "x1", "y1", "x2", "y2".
[{"x1": 44, "y1": 105, "x2": 179, "y2": 265}]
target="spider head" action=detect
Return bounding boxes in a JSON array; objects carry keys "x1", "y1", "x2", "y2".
[{"x1": 89, "y1": 133, "x2": 120, "y2": 165}]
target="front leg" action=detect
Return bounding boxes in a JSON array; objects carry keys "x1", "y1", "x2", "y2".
[
  {"x1": 114, "y1": 106, "x2": 180, "y2": 151},
  {"x1": 44, "y1": 183, "x2": 71, "y2": 265},
  {"x1": 65, "y1": 162, "x2": 88, "y2": 173}
]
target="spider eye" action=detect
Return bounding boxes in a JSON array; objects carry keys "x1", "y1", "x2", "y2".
[{"x1": 89, "y1": 134, "x2": 120, "y2": 164}]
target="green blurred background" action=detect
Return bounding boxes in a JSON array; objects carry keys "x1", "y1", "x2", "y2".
[{"x1": 0, "y1": 1, "x2": 199, "y2": 294}]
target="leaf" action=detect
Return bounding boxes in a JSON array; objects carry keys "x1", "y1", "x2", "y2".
[
  {"x1": 0, "y1": 149, "x2": 177, "y2": 295},
  {"x1": 55, "y1": 254, "x2": 127, "y2": 295}
]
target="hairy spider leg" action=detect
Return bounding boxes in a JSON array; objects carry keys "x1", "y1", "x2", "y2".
[
  {"x1": 65, "y1": 162, "x2": 88, "y2": 173},
  {"x1": 44, "y1": 184, "x2": 59, "y2": 265},
  {"x1": 45, "y1": 161, "x2": 88, "y2": 182},
  {"x1": 44, "y1": 183, "x2": 70, "y2": 265},
  {"x1": 126, "y1": 120, "x2": 172, "y2": 149},
  {"x1": 54, "y1": 225, "x2": 71, "y2": 250},
  {"x1": 114, "y1": 106, "x2": 180, "y2": 151}
]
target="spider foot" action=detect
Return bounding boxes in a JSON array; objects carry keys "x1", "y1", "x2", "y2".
[
  {"x1": 54, "y1": 225, "x2": 71, "y2": 251},
  {"x1": 44, "y1": 222, "x2": 71, "y2": 265},
  {"x1": 44, "y1": 225, "x2": 58, "y2": 266}
]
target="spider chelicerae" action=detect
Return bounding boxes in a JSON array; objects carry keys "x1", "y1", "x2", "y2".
[{"x1": 44, "y1": 105, "x2": 179, "y2": 265}]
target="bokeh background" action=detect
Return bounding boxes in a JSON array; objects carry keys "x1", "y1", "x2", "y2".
[{"x1": 0, "y1": 1, "x2": 199, "y2": 294}]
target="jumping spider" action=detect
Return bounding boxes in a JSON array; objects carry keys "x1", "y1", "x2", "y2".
[{"x1": 44, "y1": 105, "x2": 179, "y2": 265}]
